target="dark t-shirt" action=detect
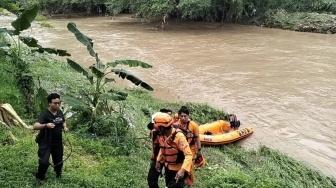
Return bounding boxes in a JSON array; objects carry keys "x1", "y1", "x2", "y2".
[{"x1": 36, "y1": 109, "x2": 65, "y2": 143}]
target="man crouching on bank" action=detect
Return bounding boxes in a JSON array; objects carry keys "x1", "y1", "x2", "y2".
[{"x1": 154, "y1": 113, "x2": 193, "y2": 188}]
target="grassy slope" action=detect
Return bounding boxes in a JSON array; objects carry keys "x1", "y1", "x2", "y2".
[
  {"x1": 0, "y1": 56, "x2": 25, "y2": 115},
  {"x1": 0, "y1": 55, "x2": 335, "y2": 188}
]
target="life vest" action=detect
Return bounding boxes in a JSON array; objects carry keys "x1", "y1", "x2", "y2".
[
  {"x1": 150, "y1": 129, "x2": 160, "y2": 160},
  {"x1": 173, "y1": 122, "x2": 195, "y2": 146},
  {"x1": 157, "y1": 129, "x2": 185, "y2": 165}
]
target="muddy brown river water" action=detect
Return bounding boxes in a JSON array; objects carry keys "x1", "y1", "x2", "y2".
[{"x1": 1, "y1": 14, "x2": 335, "y2": 178}]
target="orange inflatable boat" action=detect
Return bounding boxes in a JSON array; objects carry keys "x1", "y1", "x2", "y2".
[{"x1": 198, "y1": 120, "x2": 254, "y2": 146}]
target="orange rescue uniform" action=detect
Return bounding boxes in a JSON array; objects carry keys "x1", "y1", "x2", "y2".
[
  {"x1": 156, "y1": 128, "x2": 193, "y2": 173},
  {"x1": 174, "y1": 120, "x2": 200, "y2": 186}
]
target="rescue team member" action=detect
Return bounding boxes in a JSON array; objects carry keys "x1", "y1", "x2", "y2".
[
  {"x1": 172, "y1": 113, "x2": 179, "y2": 123},
  {"x1": 174, "y1": 106, "x2": 201, "y2": 188},
  {"x1": 154, "y1": 113, "x2": 193, "y2": 188},
  {"x1": 33, "y1": 93, "x2": 69, "y2": 180},
  {"x1": 147, "y1": 109, "x2": 173, "y2": 131},
  {"x1": 147, "y1": 109, "x2": 172, "y2": 188}
]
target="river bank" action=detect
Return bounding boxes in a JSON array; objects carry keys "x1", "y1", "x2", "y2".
[
  {"x1": 42, "y1": 11, "x2": 336, "y2": 34},
  {"x1": 2, "y1": 4, "x2": 336, "y2": 34},
  {"x1": 2, "y1": 11, "x2": 336, "y2": 178},
  {"x1": 0, "y1": 53, "x2": 335, "y2": 187},
  {"x1": 0, "y1": 6, "x2": 333, "y2": 187},
  {"x1": 248, "y1": 9, "x2": 336, "y2": 34}
]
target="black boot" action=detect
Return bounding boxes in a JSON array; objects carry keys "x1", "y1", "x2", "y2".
[
  {"x1": 35, "y1": 172, "x2": 47, "y2": 181},
  {"x1": 56, "y1": 172, "x2": 62, "y2": 179}
]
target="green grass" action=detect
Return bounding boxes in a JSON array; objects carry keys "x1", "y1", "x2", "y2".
[
  {"x1": 250, "y1": 9, "x2": 336, "y2": 34},
  {"x1": 35, "y1": 15, "x2": 54, "y2": 28},
  {"x1": 1, "y1": 126, "x2": 335, "y2": 188},
  {"x1": 0, "y1": 7, "x2": 11, "y2": 15},
  {"x1": 0, "y1": 55, "x2": 25, "y2": 115},
  {"x1": 29, "y1": 54, "x2": 88, "y2": 94},
  {"x1": 251, "y1": 0, "x2": 336, "y2": 14},
  {"x1": 38, "y1": 22, "x2": 54, "y2": 28},
  {"x1": 36, "y1": 15, "x2": 48, "y2": 21},
  {"x1": 0, "y1": 54, "x2": 335, "y2": 187}
]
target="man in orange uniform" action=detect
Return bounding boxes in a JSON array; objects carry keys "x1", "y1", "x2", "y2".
[
  {"x1": 172, "y1": 113, "x2": 179, "y2": 123},
  {"x1": 154, "y1": 113, "x2": 193, "y2": 188},
  {"x1": 174, "y1": 106, "x2": 201, "y2": 188},
  {"x1": 147, "y1": 109, "x2": 173, "y2": 188}
]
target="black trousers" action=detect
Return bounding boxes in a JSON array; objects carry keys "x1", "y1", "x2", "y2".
[
  {"x1": 147, "y1": 160, "x2": 164, "y2": 188},
  {"x1": 36, "y1": 142, "x2": 64, "y2": 179},
  {"x1": 165, "y1": 168, "x2": 187, "y2": 188}
]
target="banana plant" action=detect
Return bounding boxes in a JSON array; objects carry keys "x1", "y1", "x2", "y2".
[
  {"x1": 0, "y1": 5, "x2": 70, "y2": 57},
  {"x1": 0, "y1": 5, "x2": 71, "y2": 115},
  {"x1": 64, "y1": 22, "x2": 153, "y2": 118}
]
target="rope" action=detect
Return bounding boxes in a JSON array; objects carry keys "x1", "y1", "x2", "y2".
[
  {"x1": 69, "y1": 132, "x2": 150, "y2": 141},
  {"x1": 51, "y1": 130, "x2": 72, "y2": 167},
  {"x1": 39, "y1": 130, "x2": 150, "y2": 168},
  {"x1": 39, "y1": 129, "x2": 72, "y2": 168}
]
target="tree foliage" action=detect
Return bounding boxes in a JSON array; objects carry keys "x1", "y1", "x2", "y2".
[
  {"x1": 3, "y1": 0, "x2": 335, "y2": 23},
  {"x1": 106, "y1": 0, "x2": 336, "y2": 22},
  {"x1": 0, "y1": 4, "x2": 70, "y2": 115}
]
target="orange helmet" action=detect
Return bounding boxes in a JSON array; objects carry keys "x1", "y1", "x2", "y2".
[
  {"x1": 194, "y1": 154, "x2": 206, "y2": 167},
  {"x1": 154, "y1": 113, "x2": 173, "y2": 128}
]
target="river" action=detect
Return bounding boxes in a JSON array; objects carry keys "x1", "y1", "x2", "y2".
[{"x1": 1, "y1": 14, "x2": 335, "y2": 178}]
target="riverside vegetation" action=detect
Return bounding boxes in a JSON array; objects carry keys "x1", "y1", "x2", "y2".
[
  {"x1": 0, "y1": 4, "x2": 336, "y2": 188},
  {"x1": 1, "y1": 0, "x2": 336, "y2": 34},
  {"x1": 1, "y1": 54, "x2": 336, "y2": 188}
]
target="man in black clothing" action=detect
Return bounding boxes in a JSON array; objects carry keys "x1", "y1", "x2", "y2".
[{"x1": 33, "y1": 93, "x2": 69, "y2": 180}]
